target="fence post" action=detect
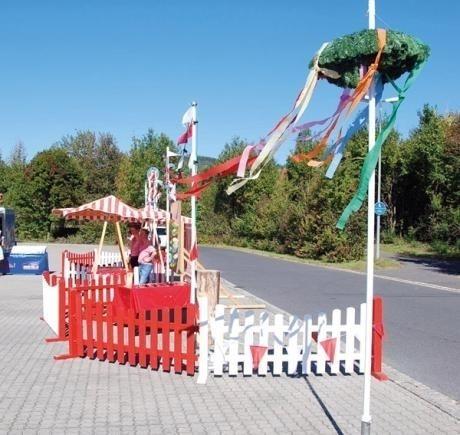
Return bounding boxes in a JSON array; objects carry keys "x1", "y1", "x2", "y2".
[
  {"x1": 197, "y1": 269, "x2": 220, "y2": 319},
  {"x1": 54, "y1": 288, "x2": 79, "y2": 360},
  {"x1": 371, "y1": 296, "x2": 388, "y2": 380}
]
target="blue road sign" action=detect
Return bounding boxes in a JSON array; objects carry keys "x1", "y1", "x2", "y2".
[{"x1": 374, "y1": 201, "x2": 388, "y2": 216}]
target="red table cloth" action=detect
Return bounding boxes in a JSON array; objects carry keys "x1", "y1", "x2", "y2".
[
  {"x1": 113, "y1": 283, "x2": 191, "y2": 312},
  {"x1": 97, "y1": 266, "x2": 125, "y2": 274}
]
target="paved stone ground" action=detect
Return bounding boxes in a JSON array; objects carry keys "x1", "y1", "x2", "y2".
[{"x1": 0, "y1": 244, "x2": 459, "y2": 434}]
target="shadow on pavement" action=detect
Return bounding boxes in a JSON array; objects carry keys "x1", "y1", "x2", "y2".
[
  {"x1": 395, "y1": 255, "x2": 460, "y2": 276},
  {"x1": 303, "y1": 377, "x2": 344, "y2": 435}
]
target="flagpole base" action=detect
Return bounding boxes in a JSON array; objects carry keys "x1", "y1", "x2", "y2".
[{"x1": 361, "y1": 420, "x2": 371, "y2": 435}]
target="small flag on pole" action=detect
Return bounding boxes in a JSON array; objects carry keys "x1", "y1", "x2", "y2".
[
  {"x1": 177, "y1": 124, "x2": 193, "y2": 145},
  {"x1": 182, "y1": 106, "x2": 194, "y2": 126}
]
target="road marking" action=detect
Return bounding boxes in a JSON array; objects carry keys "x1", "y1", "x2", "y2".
[
  {"x1": 373, "y1": 274, "x2": 460, "y2": 293},
  {"x1": 265, "y1": 257, "x2": 460, "y2": 293},
  {"x1": 284, "y1": 261, "x2": 460, "y2": 293},
  {"x1": 299, "y1": 264, "x2": 460, "y2": 293}
]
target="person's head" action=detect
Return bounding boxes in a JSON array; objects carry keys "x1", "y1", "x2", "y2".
[{"x1": 128, "y1": 223, "x2": 141, "y2": 235}]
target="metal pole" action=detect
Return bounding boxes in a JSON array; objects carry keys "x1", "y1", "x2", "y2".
[
  {"x1": 362, "y1": 1, "x2": 376, "y2": 434},
  {"x1": 165, "y1": 147, "x2": 171, "y2": 282},
  {"x1": 376, "y1": 150, "x2": 382, "y2": 260},
  {"x1": 190, "y1": 102, "x2": 198, "y2": 304}
]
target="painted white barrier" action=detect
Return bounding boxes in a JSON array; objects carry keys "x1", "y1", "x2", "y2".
[
  {"x1": 42, "y1": 274, "x2": 60, "y2": 335},
  {"x1": 42, "y1": 271, "x2": 130, "y2": 340},
  {"x1": 204, "y1": 303, "x2": 366, "y2": 377},
  {"x1": 97, "y1": 250, "x2": 123, "y2": 267}
]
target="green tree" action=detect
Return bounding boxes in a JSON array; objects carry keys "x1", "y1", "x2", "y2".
[
  {"x1": 378, "y1": 129, "x2": 402, "y2": 238},
  {"x1": 397, "y1": 105, "x2": 459, "y2": 242},
  {"x1": 0, "y1": 153, "x2": 7, "y2": 195},
  {"x1": 6, "y1": 148, "x2": 84, "y2": 239},
  {"x1": 56, "y1": 130, "x2": 123, "y2": 200},
  {"x1": 116, "y1": 130, "x2": 175, "y2": 207},
  {"x1": 198, "y1": 137, "x2": 280, "y2": 249},
  {"x1": 280, "y1": 130, "x2": 368, "y2": 261}
]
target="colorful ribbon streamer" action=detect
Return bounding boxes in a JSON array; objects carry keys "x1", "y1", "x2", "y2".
[
  {"x1": 325, "y1": 76, "x2": 384, "y2": 178},
  {"x1": 336, "y1": 60, "x2": 426, "y2": 229},
  {"x1": 227, "y1": 42, "x2": 330, "y2": 194}
]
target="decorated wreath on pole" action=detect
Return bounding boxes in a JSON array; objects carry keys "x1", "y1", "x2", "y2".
[{"x1": 313, "y1": 29, "x2": 430, "y2": 89}]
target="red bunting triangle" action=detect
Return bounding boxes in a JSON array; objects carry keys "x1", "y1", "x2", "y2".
[
  {"x1": 189, "y1": 242, "x2": 199, "y2": 261},
  {"x1": 311, "y1": 331, "x2": 318, "y2": 343},
  {"x1": 320, "y1": 337, "x2": 337, "y2": 362},
  {"x1": 250, "y1": 345, "x2": 268, "y2": 370}
]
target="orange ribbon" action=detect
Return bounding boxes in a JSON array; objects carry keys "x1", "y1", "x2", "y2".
[{"x1": 292, "y1": 29, "x2": 387, "y2": 165}]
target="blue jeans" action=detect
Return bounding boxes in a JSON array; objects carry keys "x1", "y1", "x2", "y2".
[{"x1": 139, "y1": 263, "x2": 153, "y2": 284}]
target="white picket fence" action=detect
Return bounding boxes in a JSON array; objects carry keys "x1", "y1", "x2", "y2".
[
  {"x1": 63, "y1": 250, "x2": 168, "y2": 284},
  {"x1": 197, "y1": 300, "x2": 366, "y2": 381},
  {"x1": 63, "y1": 249, "x2": 124, "y2": 282},
  {"x1": 97, "y1": 250, "x2": 124, "y2": 267}
]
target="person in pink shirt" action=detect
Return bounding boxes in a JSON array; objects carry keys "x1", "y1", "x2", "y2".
[
  {"x1": 127, "y1": 223, "x2": 141, "y2": 268},
  {"x1": 134, "y1": 228, "x2": 153, "y2": 283},
  {"x1": 129, "y1": 227, "x2": 148, "y2": 267},
  {"x1": 138, "y1": 246, "x2": 156, "y2": 284}
]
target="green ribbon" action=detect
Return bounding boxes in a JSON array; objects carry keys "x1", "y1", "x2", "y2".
[{"x1": 336, "y1": 61, "x2": 426, "y2": 230}]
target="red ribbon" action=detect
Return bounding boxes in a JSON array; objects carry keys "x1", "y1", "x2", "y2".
[{"x1": 174, "y1": 153, "x2": 258, "y2": 199}]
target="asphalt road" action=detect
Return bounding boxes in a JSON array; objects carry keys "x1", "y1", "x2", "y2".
[{"x1": 200, "y1": 246, "x2": 460, "y2": 402}]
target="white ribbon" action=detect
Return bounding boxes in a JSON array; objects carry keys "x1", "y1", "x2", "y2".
[{"x1": 227, "y1": 42, "x2": 329, "y2": 195}]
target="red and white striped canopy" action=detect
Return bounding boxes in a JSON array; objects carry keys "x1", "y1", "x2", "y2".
[{"x1": 52, "y1": 195, "x2": 167, "y2": 223}]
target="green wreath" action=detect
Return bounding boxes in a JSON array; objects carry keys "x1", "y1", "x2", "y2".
[{"x1": 310, "y1": 29, "x2": 430, "y2": 88}]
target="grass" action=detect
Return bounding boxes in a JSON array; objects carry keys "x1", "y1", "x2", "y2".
[
  {"x1": 380, "y1": 238, "x2": 460, "y2": 260},
  {"x1": 200, "y1": 243, "x2": 401, "y2": 273}
]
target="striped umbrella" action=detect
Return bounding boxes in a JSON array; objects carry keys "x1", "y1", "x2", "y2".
[{"x1": 53, "y1": 195, "x2": 167, "y2": 223}]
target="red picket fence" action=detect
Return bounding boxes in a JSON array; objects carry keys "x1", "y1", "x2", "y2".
[
  {"x1": 43, "y1": 271, "x2": 128, "y2": 343},
  {"x1": 56, "y1": 283, "x2": 198, "y2": 376},
  {"x1": 61, "y1": 250, "x2": 95, "y2": 275}
]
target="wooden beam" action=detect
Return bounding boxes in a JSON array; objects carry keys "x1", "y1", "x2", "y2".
[
  {"x1": 197, "y1": 269, "x2": 220, "y2": 317},
  {"x1": 93, "y1": 221, "x2": 108, "y2": 273},
  {"x1": 115, "y1": 221, "x2": 129, "y2": 270}
]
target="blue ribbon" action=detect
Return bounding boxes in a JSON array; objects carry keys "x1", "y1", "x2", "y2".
[{"x1": 325, "y1": 76, "x2": 384, "y2": 179}]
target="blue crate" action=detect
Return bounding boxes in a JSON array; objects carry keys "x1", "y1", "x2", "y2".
[{"x1": 8, "y1": 246, "x2": 49, "y2": 275}]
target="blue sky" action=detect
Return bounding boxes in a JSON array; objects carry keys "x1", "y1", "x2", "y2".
[{"x1": 0, "y1": 0, "x2": 458, "y2": 162}]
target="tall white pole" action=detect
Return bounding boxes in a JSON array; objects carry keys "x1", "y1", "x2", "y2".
[
  {"x1": 362, "y1": 1, "x2": 376, "y2": 434},
  {"x1": 190, "y1": 102, "x2": 198, "y2": 304},
  {"x1": 376, "y1": 150, "x2": 382, "y2": 260},
  {"x1": 165, "y1": 147, "x2": 171, "y2": 282}
]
